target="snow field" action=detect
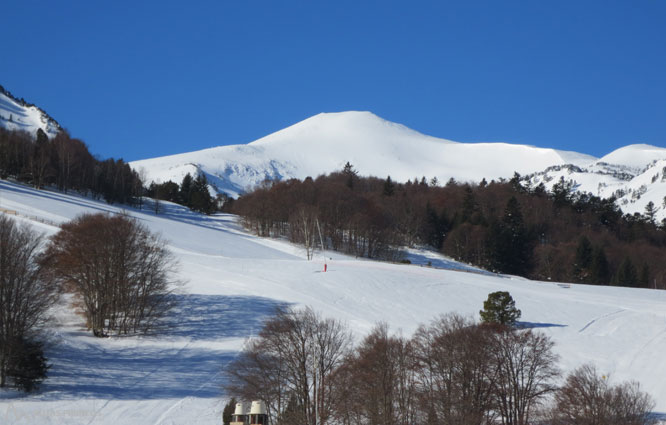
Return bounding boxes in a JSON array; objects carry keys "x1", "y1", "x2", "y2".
[{"x1": 1, "y1": 179, "x2": 666, "y2": 424}]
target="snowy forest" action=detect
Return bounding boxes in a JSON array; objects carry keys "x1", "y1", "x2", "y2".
[{"x1": 232, "y1": 163, "x2": 666, "y2": 289}]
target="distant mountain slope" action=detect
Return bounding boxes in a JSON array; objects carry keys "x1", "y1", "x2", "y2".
[
  {"x1": 524, "y1": 144, "x2": 666, "y2": 221},
  {"x1": 131, "y1": 111, "x2": 596, "y2": 198},
  {"x1": 0, "y1": 84, "x2": 61, "y2": 138}
]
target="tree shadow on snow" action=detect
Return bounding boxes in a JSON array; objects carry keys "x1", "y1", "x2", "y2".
[
  {"x1": 516, "y1": 321, "x2": 567, "y2": 329},
  {"x1": 39, "y1": 295, "x2": 288, "y2": 401},
  {"x1": 403, "y1": 250, "x2": 498, "y2": 276}
]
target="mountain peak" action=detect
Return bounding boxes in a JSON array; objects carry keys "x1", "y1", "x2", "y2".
[
  {"x1": 597, "y1": 144, "x2": 666, "y2": 170},
  {"x1": 132, "y1": 111, "x2": 601, "y2": 199},
  {"x1": 250, "y1": 110, "x2": 439, "y2": 147}
]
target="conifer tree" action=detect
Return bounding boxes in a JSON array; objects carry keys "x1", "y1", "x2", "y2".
[
  {"x1": 479, "y1": 291, "x2": 521, "y2": 326},
  {"x1": 488, "y1": 197, "x2": 531, "y2": 275},
  {"x1": 639, "y1": 263, "x2": 650, "y2": 288},
  {"x1": 589, "y1": 246, "x2": 610, "y2": 285},
  {"x1": 382, "y1": 175, "x2": 395, "y2": 196},
  {"x1": 644, "y1": 201, "x2": 658, "y2": 224},
  {"x1": 573, "y1": 236, "x2": 593, "y2": 282},
  {"x1": 613, "y1": 257, "x2": 638, "y2": 287},
  {"x1": 179, "y1": 173, "x2": 193, "y2": 206}
]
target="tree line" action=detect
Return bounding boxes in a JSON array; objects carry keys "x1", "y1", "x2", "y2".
[
  {"x1": 145, "y1": 172, "x2": 217, "y2": 214},
  {"x1": 0, "y1": 213, "x2": 177, "y2": 391},
  {"x1": 0, "y1": 127, "x2": 142, "y2": 205},
  {"x1": 224, "y1": 306, "x2": 656, "y2": 425},
  {"x1": 232, "y1": 164, "x2": 666, "y2": 288}
]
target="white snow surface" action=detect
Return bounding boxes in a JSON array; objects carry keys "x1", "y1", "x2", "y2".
[
  {"x1": 2, "y1": 180, "x2": 666, "y2": 424},
  {"x1": 130, "y1": 111, "x2": 596, "y2": 198},
  {"x1": 0, "y1": 92, "x2": 60, "y2": 138},
  {"x1": 597, "y1": 144, "x2": 666, "y2": 172},
  {"x1": 526, "y1": 145, "x2": 666, "y2": 222}
]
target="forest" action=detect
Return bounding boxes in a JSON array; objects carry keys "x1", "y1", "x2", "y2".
[
  {"x1": 0, "y1": 127, "x2": 142, "y2": 205},
  {"x1": 231, "y1": 163, "x2": 666, "y2": 289}
]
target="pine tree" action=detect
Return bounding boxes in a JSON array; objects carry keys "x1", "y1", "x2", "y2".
[
  {"x1": 423, "y1": 202, "x2": 448, "y2": 249},
  {"x1": 644, "y1": 201, "x2": 659, "y2": 224},
  {"x1": 613, "y1": 257, "x2": 638, "y2": 287},
  {"x1": 589, "y1": 246, "x2": 610, "y2": 285},
  {"x1": 639, "y1": 263, "x2": 650, "y2": 288},
  {"x1": 190, "y1": 173, "x2": 213, "y2": 214},
  {"x1": 488, "y1": 197, "x2": 531, "y2": 275},
  {"x1": 573, "y1": 236, "x2": 593, "y2": 282},
  {"x1": 342, "y1": 162, "x2": 357, "y2": 189},
  {"x1": 382, "y1": 175, "x2": 395, "y2": 196},
  {"x1": 179, "y1": 173, "x2": 193, "y2": 206},
  {"x1": 222, "y1": 397, "x2": 237, "y2": 425},
  {"x1": 461, "y1": 186, "x2": 482, "y2": 224},
  {"x1": 480, "y1": 291, "x2": 521, "y2": 326}
]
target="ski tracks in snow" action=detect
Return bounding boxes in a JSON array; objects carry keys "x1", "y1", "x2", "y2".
[{"x1": 578, "y1": 308, "x2": 626, "y2": 333}]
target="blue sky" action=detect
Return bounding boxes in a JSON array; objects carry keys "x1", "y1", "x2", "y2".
[{"x1": 3, "y1": 1, "x2": 665, "y2": 161}]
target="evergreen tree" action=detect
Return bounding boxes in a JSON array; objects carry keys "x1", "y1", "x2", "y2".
[
  {"x1": 551, "y1": 177, "x2": 573, "y2": 207},
  {"x1": 190, "y1": 173, "x2": 214, "y2": 214},
  {"x1": 639, "y1": 263, "x2": 650, "y2": 288},
  {"x1": 488, "y1": 197, "x2": 531, "y2": 275},
  {"x1": 509, "y1": 172, "x2": 525, "y2": 193},
  {"x1": 342, "y1": 161, "x2": 357, "y2": 189},
  {"x1": 423, "y1": 202, "x2": 448, "y2": 249},
  {"x1": 644, "y1": 201, "x2": 658, "y2": 224},
  {"x1": 382, "y1": 175, "x2": 395, "y2": 196},
  {"x1": 7, "y1": 338, "x2": 49, "y2": 392},
  {"x1": 480, "y1": 291, "x2": 521, "y2": 326},
  {"x1": 573, "y1": 236, "x2": 593, "y2": 282},
  {"x1": 222, "y1": 397, "x2": 237, "y2": 425},
  {"x1": 179, "y1": 173, "x2": 193, "y2": 206},
  {"x1": 589, "y1": 246, "x2": 610, "y2": 285},
  {"x1": 613, "y1": 257, "x2": 638, "y2": 287}
]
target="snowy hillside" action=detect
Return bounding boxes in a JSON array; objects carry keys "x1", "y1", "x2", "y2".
[
  {"x1": 2, "y1": 179, "x2": 666, "y2": 424},
  {"x1": 130, "y1": 111, "x2": 595, "y2": 198},
  {"x1": 0, "y1": 86, "x2": 61, "y2": 138},
  {"x1": 525, "y1": 144, "x2": 666, "y2": 221}
]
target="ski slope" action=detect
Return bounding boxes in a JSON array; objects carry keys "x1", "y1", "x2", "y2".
[{"x1": 1, "y1": 180, "x2": 666, "y2": 424}]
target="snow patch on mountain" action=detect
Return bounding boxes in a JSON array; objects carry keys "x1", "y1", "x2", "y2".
[
  {"x1": 525, "y1": 145, "x2": 666, "y2": 221},
  {"x1": 0, "y1": 85, "x2": 61, "y2": 138}
]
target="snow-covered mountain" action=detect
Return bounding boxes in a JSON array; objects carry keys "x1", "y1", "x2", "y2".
[
  {"x1": 0, "y1": 85, "x2": 61, "y2": 138},
  {"x1": 132, "y1": 111, "x2": 666, "y2": 221},
  {"x1": 524, "y1": 144, "x2": 666, "y2": 220},
  {"x1": 130, "y1": 111, "x2": 595, "y2": 198}
]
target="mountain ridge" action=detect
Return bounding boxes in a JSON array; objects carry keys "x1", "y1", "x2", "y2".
[
  {"x1": 0, "y1": 84, "x2": 61, "y2": 138},
  {"x1": 131, "y1": 111, "x2": 598, "y2": 198}
]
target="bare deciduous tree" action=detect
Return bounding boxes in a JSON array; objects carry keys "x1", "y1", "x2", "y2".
[
  {"x1": 411, "y1": 314, "x2": 498, "y2": 425},
  {"x1": 0, "y1": 215, "x2": 57, "y2": 388},
  {"x1": 331, "y1": 323, "x2": 416, "y2": 425},
  {"x1": 225, "y1": 307, "x2": 351, "y2": 425},
  {"x1": 492, "y1": 328, "x2": 559, "y2": 425},
  {"x1": 551, "y1": 364, "x2": 656, "y2": 425},
  {"x1": 44, "y1": 213, "x2": 176, "y2": 337}
]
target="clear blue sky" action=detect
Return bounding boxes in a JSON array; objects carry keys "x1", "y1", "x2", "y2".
[{"x1": 3, "y1": 0, "x2": 665, "y2": 161}]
